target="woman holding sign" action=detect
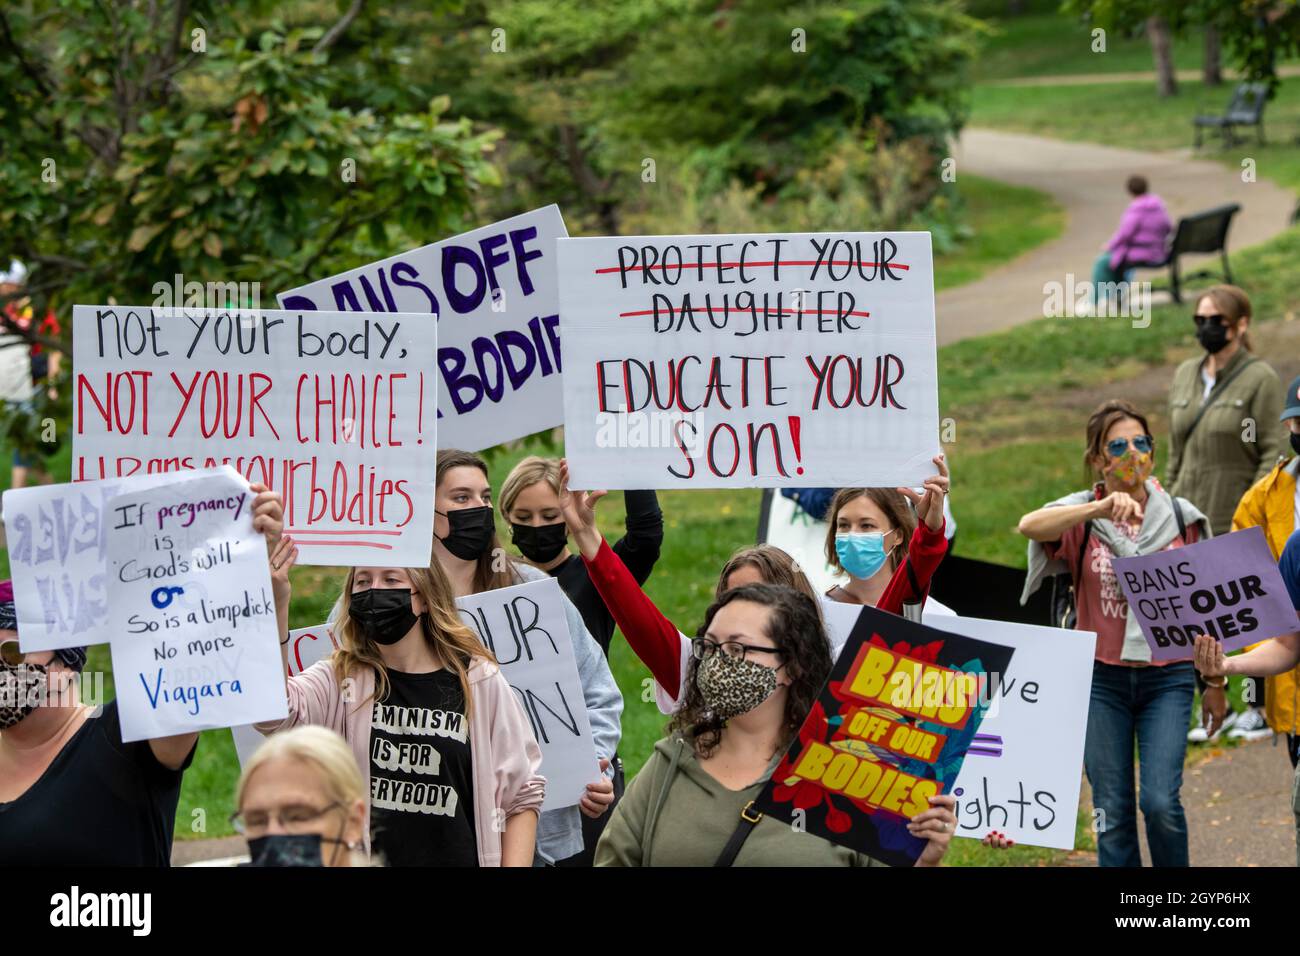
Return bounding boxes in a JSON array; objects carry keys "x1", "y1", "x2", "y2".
[
  {"x1": 0, "y1": 484, "x2": 285, "y2": 866},
  {"x1": 431, "y1": 449, "x2": 623, "y2": 867},
  {"x1": 1018, "y1": 399, "x2": 1210, "y2": 867},
  {"x1": 260, "y1": 543, "x2": 545, "y2": 866},
  {"x1": 594, "y1": 584, "x2": 963, "y2": 866}
]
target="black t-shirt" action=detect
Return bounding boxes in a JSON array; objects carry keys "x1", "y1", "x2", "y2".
[
  {"x1": 0, "y1": 700, "x2": 193, "y2": 866},
  {"x1": 550, "y1": 489, "x2": 664, "y2": 654},
  {"x1": 368, "y1": 668, "x2": 477, "y2": 867}
]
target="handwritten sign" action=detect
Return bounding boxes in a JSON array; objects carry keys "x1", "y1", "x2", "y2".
[
  {"x1": 278, "y1": 206, "x2": 567, "y2": 451},
  {"x1": 3, "y1": 473, "x2": 186, "y2": 651},
  {"x1": 104, "y1": 467, "x2": 286, "y2": 742},
  {"x1": 455, "y1": 577, "x2": 598, "y2": 812},
  {"x1": 558, "y1": 232, "x2": 939, "y2": 489},
  {"x1": 754, "y1": 604, "x2": 1013, "y2": 866},
  {"x1": 231, "y1": 623, "x2": 340, "y2": 765},
  {"x1": 71, "y1": 304, "x2": 437, "y2": 566},
  {"x1": 1112, "y1": 526, "x2": 1300, "y2": 661}
]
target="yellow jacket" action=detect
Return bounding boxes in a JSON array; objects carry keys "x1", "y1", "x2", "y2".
[{"x1": 1231, "y1": 457, "x2": 1300, "y2": 734}]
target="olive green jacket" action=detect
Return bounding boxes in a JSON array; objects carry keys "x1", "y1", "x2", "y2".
[
  {"x1": 594, "y1": 733, "x2": 884, "y2": 867},
  {"x1": 1167, "y1": 347, "x2": 1284, "y2": 536}
]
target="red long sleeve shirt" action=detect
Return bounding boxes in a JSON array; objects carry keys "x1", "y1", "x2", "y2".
[{"x1": 581, "y1": 520, "x2": 949, "y2": 701}]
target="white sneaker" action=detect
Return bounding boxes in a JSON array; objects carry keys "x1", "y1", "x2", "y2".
[
  {"x1": 1227, "y1": 707, "x2": 1273, "y2": 742},
  {"x1": 1187, "y1": 711, "x2": 1209, "y2": 743},
  {"x1": 1209, "y1": 709, "x2": 1239, "y2": 741}
]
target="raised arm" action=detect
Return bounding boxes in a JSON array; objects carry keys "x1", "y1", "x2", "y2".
[{"x1": 614, "y1": 490, "x2": 665, "y2": 584}]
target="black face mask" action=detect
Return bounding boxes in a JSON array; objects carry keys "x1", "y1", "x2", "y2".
[
  {"x1": 510, "y1": 521, "x2": 569, "y2": 563},
  {"x1": 244, "y1": 833, "x2": 326, "y2": 867},
  {"x1": 1290, "y1": 433, "x2": 1300, "y2": 458},
  {"x1": 1196, "y1": 322, "x2": 1230, "y2": 354},
  {"x1": 350, "y1": 588, "x2": 419, "y2": 646},
  {"x1": 435, "y1": 506, "x2": 496, "y2": 561}
]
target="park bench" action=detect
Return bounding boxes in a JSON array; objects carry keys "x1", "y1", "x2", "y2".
[
  {"x1": 1127, "y1": 202, "x2": 1240, "y2": 304},
  {"x1": 1193, "y1": 83, "x2": 1268, "y2": 148}
]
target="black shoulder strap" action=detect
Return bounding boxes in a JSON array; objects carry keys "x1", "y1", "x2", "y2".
[
  {"x1": 1182, "y1": 357, "x2": 1258, "y2": 444},
  {"x1": 714, "y1": 801, "x2": 763, "y2": 867},
  {"x1": 1076, "y1": 519, "x2": 1093, "y2": 577},
  {"x1": 904, "y1": 555, "x2": 922, "y2": 601}
]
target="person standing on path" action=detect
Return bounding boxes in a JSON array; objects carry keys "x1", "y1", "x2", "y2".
[
  {"x1": 1166, "y1": 285, "x2": 1284, "y2": 743},
  {"x1": 1019, "y1": 400, "x2": 1210, "y2": 867}
]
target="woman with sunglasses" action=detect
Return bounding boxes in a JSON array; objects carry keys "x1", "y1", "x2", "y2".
[
  {"x1": 595, "y1": 584, "x2": 961, "y2": 866},
  {"x1": 1018, "y1": 399, "x2": 1210, "y2": 867},
  {"x1": 0, "y1": 485, "x2": 285, "y2": 866}
]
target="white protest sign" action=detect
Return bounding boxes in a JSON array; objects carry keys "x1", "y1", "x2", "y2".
[
  {"x1": 71, "y1": 304, "x2": 437, "y2": 567},
  {"x1": 4, "y1": 472, "x2": 192, "y2": 651},
  {"x1": 231, "y1": 623, "x2": 340, "y2": 765},
  {"x1": 278, "y1": 205, "x2": 568, "y2": 451},
  {"x1": 455, "y1": 577, "x2": 598, "y2": 812},
  {"x1": 558, "y1": 232, "x2": 939, "y2": 489},
  {"x1": 104, "y1": 467, "x2": 287, "y2": 742}
]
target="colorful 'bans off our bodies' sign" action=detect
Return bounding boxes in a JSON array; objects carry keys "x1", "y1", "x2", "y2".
[
  {"x1": 558, "y1": 232, "x2": 940, "y2": 489},
  {"x1": 278, "y1": 205, "x2": 568, "y2": 452},
  {"x1": 755, "y1": 604, "x2": 1013, "y2": 867},
  {"x1": 71, "y1": 304, "x2": 437, "y2": 566}
]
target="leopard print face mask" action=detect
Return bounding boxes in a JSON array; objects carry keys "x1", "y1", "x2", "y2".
[
  {"x1": 696, "y1": 652, "x2": 778, "y2": 720},
  {"x1": 0, "y1": 661, "x2": 47, "y2": 730}
]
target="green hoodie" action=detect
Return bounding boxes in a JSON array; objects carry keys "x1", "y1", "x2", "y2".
[{"x1": 595, "y1": 733, "x2": 884, "y2": 867}]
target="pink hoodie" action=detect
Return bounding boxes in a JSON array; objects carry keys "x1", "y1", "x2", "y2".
[
  {"x1": 254, "y1": 656, "x2": 545, "y2": 866},
  {"x1": 1107, "y1": 193, "x2": 1173, "y2": 270}
]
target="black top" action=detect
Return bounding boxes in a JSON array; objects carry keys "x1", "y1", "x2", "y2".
[
  {"x1": 369, "y1": 668, "x2": 478, "y2": 867},
  {"x1": 551, "y1": 489, "x2": 664, "y2": 654},
  {"x1": 0, "y1": 700, "x2": 194, "y2": 866}
]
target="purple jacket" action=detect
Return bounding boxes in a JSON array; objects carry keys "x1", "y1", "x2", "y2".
[{"x1": 1108, "y1": 193, "x2": 1173, "y2": 270}]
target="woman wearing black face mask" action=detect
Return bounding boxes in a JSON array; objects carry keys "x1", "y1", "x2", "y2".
[
  {"x1": 1167, "y1": 284, "x2": 1284, "y2": 746},
  {"x1": 431, "y1": 448, "x2": 625, "y2": 868}
]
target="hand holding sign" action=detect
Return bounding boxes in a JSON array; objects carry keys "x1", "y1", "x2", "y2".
[
  {"x1": 557, "y1": 459, "x2": 607, "y2": 561},
  {"x1": 897, "y1": 452, "x2": 949, "y2": 533}
]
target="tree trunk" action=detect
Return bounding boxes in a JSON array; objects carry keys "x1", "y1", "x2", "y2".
[
  {"x1": 1204, "y1": 25, "x2": 1222, "y2": 86},
  {"x1": 1147, "y1": 15, "x2": 1178, "y2": 98}
]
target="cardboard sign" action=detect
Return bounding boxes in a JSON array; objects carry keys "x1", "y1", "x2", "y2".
[
  {"x1": 278, "y1": 206, "x2": 568, "y2": 451},
  {"x1": 3, "y1": 473, "x2": 189, "y2": 651},
  {"x1": 942, "y1": 616, "x2": 1096, "y2": 850},
  {"x1": 754, "y1": 604, "x2": 1013, "y2": 866},
  {"x1": 558, "y1": 232, "x2": 939, "y2": 489},
  {"x1": 71, "y1": 304, "x2": 437, "y2": 566},
  {"x1": 104, "y1": 467, "x2": 287, "y2": 742},
  {"x1": 231, "y1": 623, "x2": 340, "y2": 765},
  {"x1": 456, "y1": 578, "x2": 599, "y2": 812},
  {"x1": 1112, "y1": 526, "x2": 1300, "y2": 660}
]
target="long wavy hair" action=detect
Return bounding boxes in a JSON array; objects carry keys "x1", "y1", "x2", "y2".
[
  {"x1": 436, "y1": 448, "x2": 516, "y2": 592},
  {"x1": 670, "y1": 584, "x2": 831, "y2": 759},
  {"x1": 331, "y1": 560, "x2": 495, "y2": 719}
]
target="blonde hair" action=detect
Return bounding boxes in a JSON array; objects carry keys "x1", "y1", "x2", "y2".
[
  {"x1": 236, "y1": 725, "x2": 364, "y2": 820},
  {"x1": 331, "y1": 560, "x2": 495, "y2": 718},
  {"x1": 1200, "y1": 284, "x2": 1253, "y2": 351},
  {"x1": 500, "y1": 456, "x2": 563, "y2": 516}
]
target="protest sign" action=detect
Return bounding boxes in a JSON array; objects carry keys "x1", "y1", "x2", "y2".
[
  {"x1": 3, "y1": 473, "x2": 187, "y2": 651},
  {"x1": 104, "y1": 467, "x2": 287, "y2": 742},
  {"x1": 71, "y1": 304, "x2": 437, "y2": 566},
  {"x1": 558, "y1": 232, "x2": 939, "y2": 489},
  {"x1": 231, "y1": 624, "x2": 339, "y2": 765},
  {"x1": 278, "y1": 206, "x2": 567, "y2": 451},
  {"x1": 754, "y1": 604, "x2": 1013, "y2": 866},
  {"x1": 1112, "y1": 526, "x2": 1300, "y2": 661},
  {"x1": 941, "y1": 616, "x2": 1095, "y2": 850},
  {"x1": 456, "y1": 577, "x2": 599, "y2": 812}
]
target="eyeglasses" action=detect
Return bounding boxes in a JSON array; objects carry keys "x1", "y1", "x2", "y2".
[
  {"x1": 230, "y1": 801, "x2": 342, "y2": 837},
  {"x1": 1193, "y1": 312, "x2": 1227, "y2": 327},
  {"x1": 1106, "y1": 435, "x2": 1154, "y2": 458},
  {"x1": 691, "y1": 637, "x2": 784, "y2": 664},
  {"x1": 1, "y1": 640, "x2": 26, "y2": 667}
]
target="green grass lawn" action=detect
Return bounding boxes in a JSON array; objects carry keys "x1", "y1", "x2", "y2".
[{"x1": 935, "y1": 174, "x2": 1065, "y2": 290}]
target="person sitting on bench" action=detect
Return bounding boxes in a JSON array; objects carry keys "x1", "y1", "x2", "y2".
[{"x1": 1092, "y1": 175, "x2": 1172, "y2": 308}]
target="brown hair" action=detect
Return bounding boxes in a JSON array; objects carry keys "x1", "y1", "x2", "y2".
[
  {"x1": 823, "y1": 488, "x2": 916, "y2": 575},
  {"x1": 717, "y1": 545, "x2": 820, "y2": 606},
  {"x1": 1084, "y1": 399, "x2": 1152, "y2": 484},
  {"x1": 1126, "y1": 175, "x2": 1148, "y2": 196},
  {"x1": 435, "y1": 448, "x2": 515, "y2": 592},
  {"x1": 331, "y1": 560, "x2": 494, "y2": 719},
  {"x1": 1199, "y1": 284, "x2": 1253, "y2": 352}
]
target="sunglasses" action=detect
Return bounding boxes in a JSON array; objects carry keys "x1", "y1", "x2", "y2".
[
  {"x1": 1193, "y1": 313, "x2": 1228, "y2": 327},
  {"x1": 1107, "y1": 435, "x2": 1154, "y2": 458}
]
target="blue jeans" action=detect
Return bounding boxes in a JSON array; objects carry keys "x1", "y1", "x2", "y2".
[{"x1": 1084, "y1": 661, "x2": 1195, "y2": 867}]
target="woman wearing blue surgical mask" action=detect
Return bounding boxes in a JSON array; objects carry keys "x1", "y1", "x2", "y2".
[{"x1": 823, "y1": 455, "x2": 950, "y2": 620}]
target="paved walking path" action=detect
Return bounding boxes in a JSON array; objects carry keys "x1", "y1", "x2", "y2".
[
  {"x1": 987, "y1": 65, "x2": 1300, "y2": 88},
  {"x1": 937, "y1": 128, "x2": 1296, "y2": 345}
]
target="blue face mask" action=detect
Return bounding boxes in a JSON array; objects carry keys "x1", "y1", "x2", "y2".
[{"x1": 835, "y1": 532, "x2": 894, "y2": 580}]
